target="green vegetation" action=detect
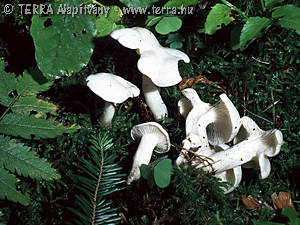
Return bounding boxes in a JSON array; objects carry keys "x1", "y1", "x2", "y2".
[{"x1": 0, "y1": 0, "x2": 299, "y2": 224}]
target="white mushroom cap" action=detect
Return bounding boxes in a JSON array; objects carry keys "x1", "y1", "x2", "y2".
[
  {"x1": 178, "y1": 97, "x2": 193, "y2": 119},
  {"x1": 131, "y1": 122, "x2": 170, "y2": 153},
  {"x1": 182, "y1": 88, "x2": 211, "y2": 137},
  {"x1": 198, "y1": 93, "x2": 241, "y2": 146},
  {"x1": 110, "y1": 27, "x2": 161, "y2": 53},
  {"x1": 137, "y1": 47, "x2": 190, "y2": 87},
  {"x1": 110, "y1": 27, "x2": 190, "y2": 87},
  {"x1": 233, "y1": 116, "x2": 283, "y2": 179},
  {"x1": 86, "y1": 73, "x2": 140, "y2": 103}
]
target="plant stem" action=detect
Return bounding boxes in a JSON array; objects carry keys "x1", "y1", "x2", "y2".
[
  {"x1": 220, "y1": 0, "x2": 249, "y2": 20},
  {"x1": 92, "y1": 0, "x2": 105, "y2": 7},
  {"x1": 260, "y1": 0, "x2": 266, "y2": 12}
]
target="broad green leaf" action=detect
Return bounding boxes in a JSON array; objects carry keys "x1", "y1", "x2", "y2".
[
  {"x1": 96, "y1": 6, "x2": 124, "y2": 37},
  {"x1": 154, "y1": 158, "x2": 172, "y2": 188},
  {"x1": 12, "y1": 95, "x2": 58, "y2": 116},
  {"x1": 0, "y1": 167, "x2": 30, "y2": 206},
  {"x1": 0, "y1": 113, "x2": 80, "y2": 139},
  {"x1": 164, "y1": 0, "x2": 198, "y2": 8},
  {"x1": 240, "y1": 17, "x2": 271, "y2": 50},
  {"x1": 155, "y1": 17, "x2": 182, "y2": 35},
  {"x1": 0, "y1": 60, "x2": 18, "y2": 106},
  {"x1": 119, "y1": 0, "x2": 160, "y2": 8},
  {"x1": 272, "y1": 5, "x2": 300, "y2": 35},
  {"x1": 205, "y1": 4, "x2": 235, "y2": 35},
  {"x1": 30, "y1": 0, "x2": 96, "y2": 80},
  {"x1": 264, "y1": 0, "x2": 284, "y2": 9},
  {"x1": 0, "y1": 135, "x2": 60, "y2": 180}
]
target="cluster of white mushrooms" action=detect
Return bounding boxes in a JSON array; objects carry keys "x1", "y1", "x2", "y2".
[{"x1": 86, "y1": 27, "x2": 283, "y2": 193}]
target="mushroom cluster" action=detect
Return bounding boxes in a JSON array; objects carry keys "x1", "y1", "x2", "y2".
[
  {"x1": 86, "y1": 27, "x2": 283, "y2": 194},
  {"x1": 176, "y1": 88, "x2": 283, "y2": 193}
]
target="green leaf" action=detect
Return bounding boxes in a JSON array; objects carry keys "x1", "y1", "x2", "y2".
[
  {"x1": 11, "y1": 96, "x2": 58, "y2": 116},
  {"x1": 119, "y1": 0, "x2": 160, "y2": 8},
  {"x1": 272, "y1": 5, "x2": 300, "y2": 35},
  {"x1": 96, "y1": 6, "x2": 124, "y2": 37},
  {"x1": 0, "y1": 135, "x2": 60, "y2": 180},
  {"x1": 0, "y1": 113, "x2": 80, "y2": 139},
  {"x1": 16, "y1": 68, "x2": 52, "y2": 96},
  {"x1": 240, "y1": 17, "x2": 271, "y2": 50},
  {"x1": 205, "y1": 4, "x2": 235, "y2": 35},
  {"x1": 0, "y1": 60, "x2": 18, "y2": 106},
  {"x1": 140, "y1": 164, "x2": 155, "y2": 188},
  {"x1": 281, "y1": 206, "x2": 300, "y2": 225},
  {"x1": 230, "y1": 23, "x2": 243, "y2": 50},
  {"x1": 0, "y1": 167, "x2": 30, "y2": 206},
  {"x1": 30, "y1": 0, "x2": 96, "y2": 80},
  {"x1": 154, "y1": 158, "x2": 172, "y2": 188},
  {"x1": 164, "y1": 0, "x2": 198, "y2": 8},
  {"x1": 265, "y1": 0, "x2": 284, "y2": 9},
  {"x1": 0, "y1": 63, "x2": 52, "y2": 107},
  {"x1": 155, "y1": 17, "x2": 182, "y2": 35}
]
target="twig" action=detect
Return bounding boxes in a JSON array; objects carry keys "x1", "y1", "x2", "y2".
[
  {"x1": 251, "y1": 56, "x2": 270, "y2": 65},
  {"x1": 241, "y1": 105, "x2": 273, "y2": 124},
  {"x1": 271, "y1": 88, "x2": 276, "y2": 128}
]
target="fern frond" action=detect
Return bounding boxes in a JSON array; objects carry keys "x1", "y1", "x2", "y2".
[
  {"x1": 71, "y1": 133, "x2": 126, "y2": 225},
  {"x1": 0, "y1": 113, "x2": 80, "y2": 139},
  {"x1": 0, "y1": 135, "x2": 60, "y2": 180},
  {"x1": 0, "y1": 167, "x2": 30, "y2": 206}
]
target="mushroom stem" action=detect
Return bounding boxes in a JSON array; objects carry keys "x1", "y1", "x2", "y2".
[
  {"x1": 127, "y1": 133, "x2": 158, "y2": 184},
  {"x1": 99, "y1": 102, "x2": 116, "y2": 127},
  {"x1": 142, "y1": 75, "x2": 168, "y2": 121}
]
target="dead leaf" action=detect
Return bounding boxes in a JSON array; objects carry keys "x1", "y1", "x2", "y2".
[
  {"x1": 241, "y1": 195, "x2": 261, "y2": 210},
  {"x1": 271, "y1": 192, "x2": 295, "y2": 211},
  {"x1": 178, "y1": 75, "x2": 227, "y2": 93}
]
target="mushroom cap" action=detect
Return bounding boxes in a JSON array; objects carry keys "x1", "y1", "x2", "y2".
[
  {"x1": 131, "y1": 122, "x2": 170, "y2": 153},
  {"x1": 183, "y1": 88, "x2": 211, "y2": 136},
  {"x1": 110, "y1": 27, "x2": 190, "y2": 87},
  {"x1": 215, "y1": 166, "x2": 242, "y2": 194},
  {"x1": 178, "y1": 97, "x2": 193, "y2": 119},
  {"x1": 200, "y1": 93, "x2": 241, "y2": 146},
  {"x1": 138, "y1": 47, "x2": 190, "y2": 87},
  {"x1": 110, "y1": 27, "x2": 161, "y2": 52},
  {"x1": 86, "y1": 73, "x2": 140, "y2": 104}
]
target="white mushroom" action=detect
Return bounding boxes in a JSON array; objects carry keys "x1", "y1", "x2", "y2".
[
  {"x1": 142, "y1": 75, "x2": 168, "y2": 120},
  {"x1": 86, "y1": 73, "x2": 140, "y2": 126},
  {"x1": 177, "y1": 136, "x2": 242, "y2": 194},
  {"x1": 213, "y1": 145, "x2": 242, "y2": 194},
  {"x1": 110, "y1": 27, "x2": 190, "y2": 87},
  {"x1": 197, "y1": 116, "x2": 283, "y2": 179},
  {"x1": 197, "y1": 93, "x2": 241, "y2": 146},
  {"x1": 110, "y1": 27, "x2": 190, "y2": 120},
  {"x1": 178, "y1": 97, "x2": 192, "y2": 119},
  {"x1": 128, "y1": 122, "x2": 170, "y2": 184},
  {"x1": 177, "y1": 89, "x2": 240, "y2": 164}
]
